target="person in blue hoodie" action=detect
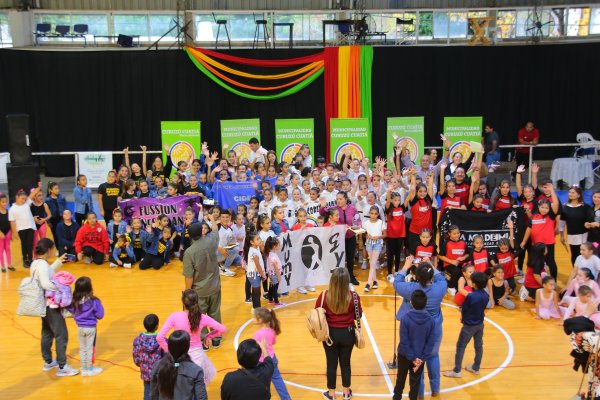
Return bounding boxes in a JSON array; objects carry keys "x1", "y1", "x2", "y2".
[
  {"x1": 73, "y1": 175, "x2": 93, "y2": 226},
  {"x1": 55, "y1": 209, "x2": 79, "y2": 256},
  {"x1": 394, "y1": 289, "x2": 435, "y2": 400},
  {"x1": 394, "y1": 255, "x2": 447, "y2": 398},
  {"x1": 45, "y1": 182, "x2": 67, "y2": 241},
  {"x1": 444, "y1": 271, "x2": 489, "y2": 378},
  {"x1": 106, "y1": 208, "x2": 128, "y2": 250}
]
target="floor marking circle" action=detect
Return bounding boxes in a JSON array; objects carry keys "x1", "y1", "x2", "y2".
[{"x1": 233, "y1": 294, "x2": 514, "y2": 398}]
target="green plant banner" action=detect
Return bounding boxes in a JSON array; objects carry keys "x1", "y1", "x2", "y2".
[
  {"x1": 443, "y1": 116, "x2": 483, "y2": 172},
  {"x1": 329, "y1": 118, "x2": 371, "y2": 164},
  {"x1": 160, "y1": 121, "x2": 201, "y2": 178},
  {"x1": 387, "y1": 117, "x2": 425, "y2": 167},
  {"x1": 274, "y1": 119, "x2": 315, "y2": 164},
  {"x1": 220, "y1": 119, "x2": 261, "y2": 162}
]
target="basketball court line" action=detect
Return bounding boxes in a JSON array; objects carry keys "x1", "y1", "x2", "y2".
[
  {"x1": 360, "y1": 311, "x2": 395, "y2": 394},
  {"x1": 233, "y1": 294, "x2": 514, "y2": 398}
]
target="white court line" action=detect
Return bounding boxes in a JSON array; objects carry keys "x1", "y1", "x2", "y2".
[
  {"x1": 232, "y1": 295, "x2": 514, "y2": 398},
  {"x1": 360, "y1": 311, "x2": 394, "y2": 395}
]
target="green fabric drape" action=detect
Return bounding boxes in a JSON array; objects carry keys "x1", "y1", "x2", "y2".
[
  {"x1": 359, "y1": 46, "x2": 373, "y2": 137},
  {"x1": 185, "y1": 48, "x2": 324, "y2": 101}
]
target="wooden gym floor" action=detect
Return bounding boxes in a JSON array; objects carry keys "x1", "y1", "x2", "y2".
[{"x1": 0, "y1": 234, "x2": 577, "y2": 400}]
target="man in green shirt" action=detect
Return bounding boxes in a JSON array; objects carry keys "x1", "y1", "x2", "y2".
[{"x1": 183, "y1": 216, "x2": 223, "y2": 348}]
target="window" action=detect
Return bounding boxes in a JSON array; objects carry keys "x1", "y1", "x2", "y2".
[
  {"x1": 71, "y1": 14, "x2": 109, "y2": 36},
  {"x1": 0, "y1": 12, "x2": 11, "y2": 46},
  {"x1": 497, "y1": 10, "x2": 516, "y2": 38},
  {"x1": 149, "y1": 15, "x2": 179, "y2": 40},
  {"x1": 567, "y1": 7, "x2": 590, "y2": 36},
  {"x1": 34, "y1": 13, "x2": 71, "y2": 30},
  {"x1": 113, "y1": 14, "x2": 148, "y2": 39},
  {"x1": 418, "y1": 11, "x2": 433, "y2": 40},
  {"x1": 591, "y1": 8, "x2": 600, "y2": 34},
  {"x1": 433, "y1": 11, "x2": 468, "y2": 39}
]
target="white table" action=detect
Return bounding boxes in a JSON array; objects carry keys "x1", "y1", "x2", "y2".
[
  {"x1": 550, "y1": 157, "x2": 594, "y2": 188},
  {"x1": 0, "y1": 153, "x2": 9, "y2": 184}
]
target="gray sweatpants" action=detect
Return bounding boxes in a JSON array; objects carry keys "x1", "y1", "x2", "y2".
[
  {"x1": 41, "y1": 307, "x2": 68, "y2": 367},
  {"x1": 78, "y1": 327, "x2": 97, "y2": 365}
]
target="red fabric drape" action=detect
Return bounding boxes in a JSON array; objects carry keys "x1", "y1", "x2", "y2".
[
  {"x1": 324, "y1": 47, "x2": 339, "y2": 163},
  {"x1": 193, "y1": 47, "x2": 324, "y2": 67}
]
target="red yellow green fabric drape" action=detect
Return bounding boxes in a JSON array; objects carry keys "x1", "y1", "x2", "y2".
[{"x1": 184, "y1": 45, "x2": 373, "y2": 162}]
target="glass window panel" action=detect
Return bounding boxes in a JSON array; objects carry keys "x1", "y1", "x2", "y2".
[
  {"x1": 467, "y1": 11, "x2": 487, "y2": 36},
  {"x1": 433, "y1": 11, "x2": 448, "y2": 38},
  {"x1": 515, "y1": 10, "x2": 531, "y2": 37},
  {"x1": 548, "y1": 8, "x2": 565, "y2": 37},
  {"x1": 71, "y1": 14, "x2": 109, "y2": 36},
  {"x1": 0, "y1": 12, "x2": 11, "y2": 45},
  {"x1": 310, "y1": 13, "x2": 337, "y2": 42},
  {"x1": 113, "y1": 14, "x2": 148, "y2": 39},
  {"x1": 449, "y1": 12, "x2": 467, "y2": 38},
  {"x1": 35, "y1": 13, "x2": 71, "y2": 30},
  {"x1": 227, "y1": 14, "x2": 259, "y2": 42},
  {"x1": 194, "y1": 14, "x2": 216, "y2": 41},
  {"x1": 274, "y1": 14, "x2": 305, "y2": 42},
  {"x1": 149, "y1": 14, "x2": 179, "y2": 40},
  {"x1": 567, "y1": 7, "x2": 590, "y2": 37},
  {"x1": 591, "y1": 8, "x2": 600, "y2": 35},
  {"x1": 418, "y1": 11, "x2": 433, "y2": 40},
  {"x1": 497, "y1": 10, "x2": 516, "y2": 39}
]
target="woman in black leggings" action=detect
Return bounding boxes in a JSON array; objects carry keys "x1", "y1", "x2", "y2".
[
  {"x1": 560, "y1": 186, "x2": 593, "y2": 267},
  {"x1": 315, "y1": 268, "x2": 362, "y2": 400}
]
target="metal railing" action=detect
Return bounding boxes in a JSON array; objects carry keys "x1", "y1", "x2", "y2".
[{"x1": 29, "y1": 142, "x2": 588, "y2": 183}]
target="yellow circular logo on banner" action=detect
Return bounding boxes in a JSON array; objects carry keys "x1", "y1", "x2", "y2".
[
  {"x1": 280, "y1": 143, "x2": 302, "y2": 164},
  {"x1": 231, "y1": 142, "x2": 253, "y2": 162},
  {"x1": 449, "y1": 141, "x2": 478, "y2": 173},
  {"x1": 334, "y1": 143, "x2": 365, "y2": 164},
  {"x1": 169, "y1": 141, "x2": 195, "y2": 165},
  {"x1": 395, "y1": 137, "x2": 419, "y2": 162}
]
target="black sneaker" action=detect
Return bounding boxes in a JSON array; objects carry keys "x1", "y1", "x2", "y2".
[
  {"x1": 372, "y1": 281, "x2": 378, "y2": 289},
  {"x1": 351, "y1": 278, "x2": 360, "y2": 286},
  {"x1": 211, "y1": 338, "x2": 221, "y2": 349},
  {"x1": 24, "y1": 260, "x2": 31, "y2": 268},
  {"x1": 323, "y1": 391, "x2": 335, "y2": 400},
  {"x1": 244, "y1": 298, "x2": 252, "y2": 304}
]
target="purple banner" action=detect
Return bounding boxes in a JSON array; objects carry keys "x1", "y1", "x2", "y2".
[{"x1": 118, "y1": 195, "x2": 201, "y2": 228}]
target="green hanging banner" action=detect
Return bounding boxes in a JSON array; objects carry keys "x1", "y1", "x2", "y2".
[
  {"x1": 220, "y1": 118, "x2": 261, "y2": 162},
  {"x1": 443, "y1": 116, "x2": 483, "y2": 172},
  {"x1": 329, "y1": 118, "x2": 371, "y2": 164},
  {"x1": 274, "y1": 118, "x2": 315, "y2": 164},
  {"x1": 160, "y1": 121, "x2": 201, "y2": 178},
  {"x1": 386, "y1": 116, "x2": 425, "y2": 167}
]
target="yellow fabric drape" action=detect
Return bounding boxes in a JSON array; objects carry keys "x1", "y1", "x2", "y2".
[
  {"x1": 188, "y1": 47, "x2": 323, "y2": 80},
  {"x1": 337, "y1": 46, "x2": 351, "y2": 118}
]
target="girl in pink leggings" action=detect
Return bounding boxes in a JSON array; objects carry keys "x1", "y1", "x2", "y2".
[
  {"x1": 0, "y1": 193, "x2": 13, "y2": 272},
  {"x1": 30, "y1": 190, "x2": 51, "y2": 248}
]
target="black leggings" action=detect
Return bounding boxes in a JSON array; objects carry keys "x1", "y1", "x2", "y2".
[
  {"x1": 18, "y1": 229, "x2": 34, "y2": 264},
  {"x1": 446, "y1": 264, "x2": 462, "y2": 289},
  {"x1": 139, "y1": 253, "x2": 165, "y2": 270},
  {"x1": 545, "y1": 244, "x2": 558, "y2": 280},
  {"x1": 269, "y1": 281, "x2": 280, "y2": 304},
  {"x1": 82, "y1": 246, "x2": 105, "y2": 265},
  {"x1": 517, "y1": 243, "x2": 530, "y2": 272},
  {"x1": 323, "y1": 327, "x2": 355, "y2": 389},
  {"x1": 75, "y1": 213, "x2": 86, "y2": 227},
  {"x1": 569, "y1": 244, "x2": 580, "y2": 267},
  {"x1": 345, "y1": 236, "x2": 357, "y2": 280},
  {"x1": 387, "y1": 237, "x2": 404, "y2": 275},
  {"x1": 245, "y1": 277, "x2": 251, "y2": 301}
]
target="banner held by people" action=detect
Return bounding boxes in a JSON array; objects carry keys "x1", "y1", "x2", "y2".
[
  {"x1": 386, "y1": 116, "x2": 425, "y2": 167},
  {"x1": 277, "y1": 225, "x2": 347, "y2": 293},
  {"x1": 438, "y1": 207, "x2": 525, "y2": 259},
  {"x1": 118, "y1": 195, "x2": 202, "y2": 229},
  {"x1": 160, "y1": 121, "x2": 201, "y2": 179},
  {"x1": 274, "y1": 118, "x2": 314, "y2": 164},
  {"x1": 212, "y1": 180, "x2": 257, "y2": 210},
  {"x1": 220, "y1": 118, "x2": 260, "y2": 162}
]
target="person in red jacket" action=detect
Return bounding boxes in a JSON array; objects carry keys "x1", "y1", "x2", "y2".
[
  {"x1": 512, "y1": 121, "x2": 539, "y2": 179},
  {"x1": 75, "y1": 212, "x2": 109, "y2": 265}
]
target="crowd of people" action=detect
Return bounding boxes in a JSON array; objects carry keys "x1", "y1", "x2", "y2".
[{"x1": 4, "y1": 122, "x2": 600, "y2": 400}]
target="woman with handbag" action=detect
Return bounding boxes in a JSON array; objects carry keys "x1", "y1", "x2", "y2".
[
  {"x1": 315, "y1": 268, "x2": 363, "y2": 400},
  {"x1": 32, "y1": 238, "x2": 79, "y2": 377},
  {"x1": 393, "y1": 256, "x2": 447, "y2": 398}
]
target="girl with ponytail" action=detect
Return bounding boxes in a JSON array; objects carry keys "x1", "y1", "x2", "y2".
[
  {"x1": 252, "y1": 307, "x2": 290, "y2": 399},
  {"x1": 151, "y1": 330, "x2": 207, "y2": 400},
  {"x1": 156, "y1": 289, "x2": 226, "y2": 385}
]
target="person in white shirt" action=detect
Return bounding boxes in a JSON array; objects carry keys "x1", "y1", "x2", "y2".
[
  {"x1": 9, "y1": 183, "x2": 42, "y2": 268},
  {"x1": 216, "y1": 210, "x2": 241, "y2": 277},
  {"x1": 362, "y1": 206, "x2": 387, "y2": 292},
  {"x1": 258, "y1": 189, "x2": 276, "y2": 217},
  {"x1": 248, "y1": 138, "x2": 267, "y2": 165},
  {"x1": 321, "y1": 179, "x2": 338, "y2": 208}
]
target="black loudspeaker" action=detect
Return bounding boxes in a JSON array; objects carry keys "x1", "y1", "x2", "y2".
[
  {"x1": 6, "y1": 113, "x2": 32, "y2": 165},
  {"x1": 117, "y1": 34, "x2": 133, "y2": 47},
  {"x1": 7, "y1": 164, "x2": 39, "y2": 201}
]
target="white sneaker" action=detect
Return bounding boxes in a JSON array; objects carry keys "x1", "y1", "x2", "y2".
[
  {"x1": 43, "y1": 360, "x2": 59, "y2": 371},
  {"x1": 123, "y1": 263, "x2": 132, "y2": 269},
  {"x1": 447, "y1": 288, "x2": 457, "y2": 297},
  {"x1": 361, "y1": 261, "x2": 368, "y2": 270},
  {"x1": 219, "y1": 268, "x2": 235, "y2": 277},
  {"x1": 519, "y1": 286, "x2": 529, "y2": 302},
  {"x1": 85, "y1": 257, "x2": 91, "y2": 265},
  {"x1": 306, "y1": 286, "x2": 316, "y2": 292},
  {"x1": 387, "y1": 274, "x2": 394, "y2": 283},
  {"x1": 88, "y1": 366, "x2": 103, "y2": 376},
  {"x1": 56, "y1": 364, "x2": 79, "y2": 377},
  {"x1": 109, "y1": 262, "x2": 117, "y2": 268},
  {"x1": 465, "y1": 365, "x2": 480, "y2": 375},
  {"x1": 518, "y1": 277, "x2": 525, "y2": 284},
  {"x1": 297, "y1": 287, "x2": 308, "y2": 294},
  {"x1": 443, "y1": 370, "x2": 462, "y2": 378}
]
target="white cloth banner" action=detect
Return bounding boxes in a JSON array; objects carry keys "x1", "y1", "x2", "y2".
[
  {"x1": 78, "y1": 152, "x2": 113, "y2": 188},
  {"x1": 277, "y1": 225, "x2": 347, "y2": 293}
]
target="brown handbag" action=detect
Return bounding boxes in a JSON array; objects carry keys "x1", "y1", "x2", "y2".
[{"x1": 352, "y1": 291, "x2": 365, "y2": 349}]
